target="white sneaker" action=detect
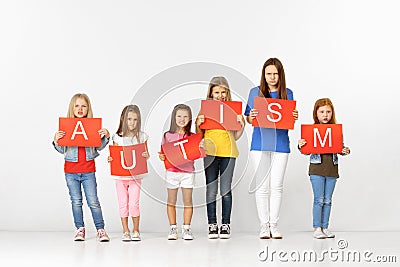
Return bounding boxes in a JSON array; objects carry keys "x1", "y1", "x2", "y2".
[
  {"x1": 167, "y1": 225, "x2": 178, "y2": 240},
  {"x1": 121, "y1": 232, "x2": 131, "y2": 242},
  {"x1": 182, "y1": 226, "x2": 194, "y2": 240},
  {"x1": 270, "y1": 224, "x2": 283, "y2": 239},
  {"x1": 313, "y1": 228, "x2": 327, "y2": 239},
  {"x1": 131, "y1": 231, "x2": 141, "y2": 241},
  {"x1": 322, "y1": 228, "x2": 335, "y2": 238},
  {"x1": 259, "y1": 223, "x2": 270, "y2": 239}
]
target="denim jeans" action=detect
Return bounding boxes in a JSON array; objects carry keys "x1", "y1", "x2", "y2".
[
  {"x1": 204, "y1": 155, "x2": 236, "y2": 224},
  {"x1": 65, "y1": 172, "x2": 105, "y2": 229},
  {"x1": 310, "y1": 175, "x2": 337, "y2": 229}
]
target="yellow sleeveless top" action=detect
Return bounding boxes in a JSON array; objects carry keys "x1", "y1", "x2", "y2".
[{"x1": 204, "y1": 129, "x2": 239, "y2": 158}]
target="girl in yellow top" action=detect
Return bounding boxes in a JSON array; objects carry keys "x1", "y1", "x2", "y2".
[{"x1": 196, "y1": 76, "x2": 245, "y2": 239}]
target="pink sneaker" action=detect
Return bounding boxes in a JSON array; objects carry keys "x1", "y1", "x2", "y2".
[
  {"x1": 97, "y1": 229, "x2": 110, "y2": 242},
  {"x1": 74, "y1": 227, "x2": 85, "y2": 241}
]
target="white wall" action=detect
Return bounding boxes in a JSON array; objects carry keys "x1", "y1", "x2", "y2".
[{"x1": 1, "y1": 0, "x2": 399, "y2": 232}]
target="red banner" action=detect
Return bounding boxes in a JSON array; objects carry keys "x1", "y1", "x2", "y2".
[
  {"x1": 58, "y1": 118, "x2": 102, "y2": 147},
  {"x1": 301, "y1": 124, "x2": 343, "y2": 154},
  {"x1": 200, "y1": 100, "x2": 242, "y2": 131},
  {"x1": 252, "y1": 97, "x2": 296, "y2": 130},
  {"x1": 161, "y1": 133, "x2": 205, "y2": 169},
  {"x1": 109, "y1": 143, "x2": 148, "y2": 176}
]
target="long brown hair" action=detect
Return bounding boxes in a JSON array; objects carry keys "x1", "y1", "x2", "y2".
[
  {"x1": 164, "y1": 104, "x2": 192, "y2": 139},
  {"x1": 259, "y1": 58, "x2": 288, "y2": 100},
  {"x1": 116, "y1": 105, "x2": 142, "y2": 143},
  {"x1": 313, "y1": 98, "x2": 337, "y2": 124},
  {"x1": 67, "y1": 93, "x2": 93, "y2": 118},
  {"x1": 206, "y1": 76, "x2": 232, "y2": 101}
]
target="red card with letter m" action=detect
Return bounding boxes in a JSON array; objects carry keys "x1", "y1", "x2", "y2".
[
  {"x1": 58, "y1": 118, "x2": 102, "y2": 147},
  {"x1": 161, "y1": 133, "x2": 205, "y2": 169},
  {"x1": 109, "y1": 143, "x2": 148, "y2": 176},
  {"x1": 252, "y1": 97, "x2": 296, "y2": 130},
  {"x1": 301, "y1": 124, "x2": 343, "y2": 154},
  {"x1": 200, "y1": 100, "x2": 242, "y2": 131}
]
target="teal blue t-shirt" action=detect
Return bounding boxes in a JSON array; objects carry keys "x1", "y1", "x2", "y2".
[{"x1": 244, "y1": 86, "x2": 294, "y2": 153}]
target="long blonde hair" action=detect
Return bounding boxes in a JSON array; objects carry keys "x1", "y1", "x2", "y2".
[
  {"x1": 206, "y1": 76, "x2": 232, "y2": 101},
  {"x1": 67, "y1": 93, "x2": 93, "y2": 118},
  {"x1": 116, "y1": 105, "x2": 142, "y2": 143}
]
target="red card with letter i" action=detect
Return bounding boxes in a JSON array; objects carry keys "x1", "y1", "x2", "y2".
[
  {"x1": 109, "y1": 143, "x2": 148, "y2": 176},
  {"x1": 200, "y1": 100, "x2": 242, "y2": 131},
  {"x1": 58, "y1": 118, "x2": 102, "y2": 147},
  {"x1": 161, "y1": 133, "x2": 205, "y2": 169},
  {"x1": 301, "y1": 124, "x2": 343, "y2": 154},
  {"x1": 252, "y1": 97, "x2": 296, "y2": 130}
]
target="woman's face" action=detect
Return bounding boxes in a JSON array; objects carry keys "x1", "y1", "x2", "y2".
[
  {"x1": 126, "y1": 111, "x2": 138, "y2": 131},
  {"x1": 73, "y1": 97, "x2": 88, "y2": 118},
  {"x1": 211, "y1": 86, "x2": 227, "y2": 101},
  {"x1": 264, "y1": 65, "x2": 279, "y2": 90},
  {"x1": 175, "y1": 109, "x2": 190, "y2": 129},
  {"x1": 316, "y1": 105, "x2": 333, "y2": 124}
]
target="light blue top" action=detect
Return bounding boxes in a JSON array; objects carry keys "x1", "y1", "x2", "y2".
[{"x1": 244, "y1": 86, "x2": 294, "y2": 153}]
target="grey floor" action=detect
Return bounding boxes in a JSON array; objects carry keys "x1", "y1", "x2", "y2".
[{"x1": 0, "y1": 231, "x2": 399, "y2": 267}]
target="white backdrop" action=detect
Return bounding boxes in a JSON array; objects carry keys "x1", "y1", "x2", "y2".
[{"x1": 1, "y1": 0, "x2": 399, "y2": 233}]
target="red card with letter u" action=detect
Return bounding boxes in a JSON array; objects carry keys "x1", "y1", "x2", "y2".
[
  {"x1": 109, "y1": 143, "x2": 148, "y2": 176},
  {"x1": 161, "y1": 133, "x2": 205, "y2": 169},
  {"x1": 301, "y1": 124, "x2": 343, "y2": 154},
  {"x1": 252, "y1": 97, "x2": 296, "y2": 130},
  {"x1": 58, "y1": 118, "x2": 102, "y2": 147},
  {"x1": 200, "y1": 100, "x2": 242, "y2": 131}
]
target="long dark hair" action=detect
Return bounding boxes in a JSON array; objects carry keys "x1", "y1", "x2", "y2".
[
  {"x1": 259, "y1": 58, "x2": 288, "y2": 100},
  {"x1": 164, "y1": 104, "x2": 192, "y2": 140},
  {"x1": 116, "y1": 104, "x2": 142, "y2": 143}
]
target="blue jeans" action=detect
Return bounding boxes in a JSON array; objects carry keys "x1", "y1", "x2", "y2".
[
  {"x1": 310, "y1": 175, "x2": 337, "y2": 229},
  {"x1": 204, "y1": 155, "x2": 236, "y2": 224},
  {"x1": 65, "y1": 172, "x2": 105, "y2": 229}
]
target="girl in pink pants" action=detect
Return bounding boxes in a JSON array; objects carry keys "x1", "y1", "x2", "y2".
[{"x1": 108, "y1": 105, "x2": 149, "y2": 241}]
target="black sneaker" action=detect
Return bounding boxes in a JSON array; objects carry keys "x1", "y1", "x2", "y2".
[
  {"x1": 208, "y1": 223, "x2": 219, "y2": 239},
  {"x1": 219, "y1": 224, "x2": 231, "y2": 239}
]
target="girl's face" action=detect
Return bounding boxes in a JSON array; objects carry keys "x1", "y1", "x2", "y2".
[
  {"x1": 211, "y1": 86, "x2": 227, "y2": 101},
  {"x1": 264, "y1": 65, "x2": 279, "y2": 90},
  {"x1": 316, "y1": 105, "x2": 333, "y2": 124},
  {"x1": 126, "y1": 111, "x2": 138, "y2": 131},
  {"x1": 73, "y1": 97, "x2": 88, "y2": 118},
  {"x1": 175, "y1": 109, "x2": 190, "y2": 129}
]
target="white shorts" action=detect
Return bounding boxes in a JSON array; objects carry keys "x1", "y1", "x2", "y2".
[{"x1": 165, "y1": 171, "x2": 194, "y2": 189}]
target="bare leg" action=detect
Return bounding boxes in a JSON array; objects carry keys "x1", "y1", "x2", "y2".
[
  {"x1": 182, "y1": 188, "x2": 193, "y2": 225},
  {"x1": 167, "y1": 188, "x2": 178, "y2": 225},
  {"x1": 121, "y1": 217, "x2": 130, "y2": 233},
  {"x1": 132, "y1": 216, "x2": 140, "y2": 233}
]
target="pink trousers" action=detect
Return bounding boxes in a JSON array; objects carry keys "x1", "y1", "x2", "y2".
[{"x1": 115, "y1": 179, "x2": 142, "y2": 217}]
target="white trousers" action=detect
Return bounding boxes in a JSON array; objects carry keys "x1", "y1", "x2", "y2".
[{"x1": 251, "y1": 151, "x2": 289, "y2": 225}]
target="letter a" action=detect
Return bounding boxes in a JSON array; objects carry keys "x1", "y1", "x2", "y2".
[
  {"x1": 120, "y1": 150, "x2": 136, "y2": 170},
  {"x1": 71, "y1": 121, "x2": 88, "y2": 140},
  {"x1": 314, "y1": 128, "x2": 332, "y2": 148}
]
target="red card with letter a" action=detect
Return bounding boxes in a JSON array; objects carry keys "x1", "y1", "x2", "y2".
[
  {"x1": 161, "y1": 133, "x2": 205, "y2": 169},
  {"x1": 58, "y1": 118, "x2": 102, "y2": 147},
  {"x1": 252, "y1": 97, "x2": 296, "y2": 130},
  {"x1": 109, "y1": 143, "x2": 148, "y2": 176},
  {"x1": 301, "y1": 124, "x2": 343, "y2": 154},
  {"x1": 200, "y1": 100, "x2": 242, "y2": 131}
]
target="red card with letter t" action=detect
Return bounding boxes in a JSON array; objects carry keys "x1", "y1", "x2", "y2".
[
  {"x1": 58, "y1": 118, "x2": 102, "y2": 147},
  {"x1": 301, "y1": 124, "x2": 343, "y2": 154},
  {"x1": 200, "y1": 100, "x2": 242, "y2": 131},
  {"x1": 109, "y1": 143, "x2": 148, "y2": 176},
  {"x1": 252, "y1": 97, "x2": 296, "y2": 130},
  {"x1": 161, "y1": 133, "x2": 205, "y2": 169}
]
